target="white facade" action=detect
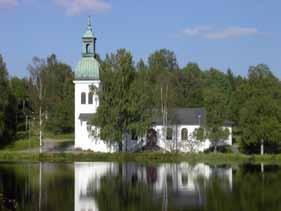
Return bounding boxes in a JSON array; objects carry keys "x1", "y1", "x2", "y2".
[
  {"x1": 74, "y1": 80, "x2": 118, "y2": 152},
  {"x1": 152, "y1": 124, "x2": 232, "y2": 152},
  {"x1": 75, "y1": 162, "x2": 118, "y2": 211}
]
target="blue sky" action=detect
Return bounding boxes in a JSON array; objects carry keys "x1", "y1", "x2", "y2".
[{"x1": 0, "y1": 0, "x2": 281, "y2": 78}]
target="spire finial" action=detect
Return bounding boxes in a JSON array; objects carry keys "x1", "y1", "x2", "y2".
[{"x1": 87, "y1": 16, "x2": 92, "y2": 29}]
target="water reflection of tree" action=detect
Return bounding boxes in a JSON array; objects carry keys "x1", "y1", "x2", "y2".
[
  {"x1": 203, "y1": 165, "x2": 281, "y2": 211},
  {"x1": 0, "y1": 163, "x2": 74, "y2": 211},
  {"x1": 94, "y1": 174, "x2": 162, "y2": 211}
]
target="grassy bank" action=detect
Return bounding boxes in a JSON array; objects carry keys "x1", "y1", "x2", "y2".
[
  {"x1": 0, "y1": 151, "x2": 280, "y2": 164},
  {"x1": 2, "y1": 137, "x2": 39, "y2": 151}
]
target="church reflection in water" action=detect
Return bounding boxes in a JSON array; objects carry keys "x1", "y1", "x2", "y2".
[{"x1": 74, "y1": 162, "x2": 233, "y2": 211}]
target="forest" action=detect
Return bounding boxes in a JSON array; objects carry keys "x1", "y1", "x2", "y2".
[{"x1": 1, "y1": 48, "x2": 281, "y2": 153}]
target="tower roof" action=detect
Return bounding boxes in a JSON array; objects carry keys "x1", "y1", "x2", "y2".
[
  {"x1": 75, "y1": 17, "x2": 99, "y2": 80},
  {"x1": 83, "y1": 16, "x2": 94, "y2": 38},
  {"x1": 75, "y1": 57, "x2": 100, "y2": 80}
]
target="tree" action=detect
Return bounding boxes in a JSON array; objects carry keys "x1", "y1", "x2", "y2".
[
  {"x1": 239, "y1": 64, "x2": 281, "y2": 154},
  {"x1": 204, "y1": 88, "x2": 230, "y2": 152},
  {"x1": 28, "y1": 54, "x2": 74, "y2": 139},
  {"x1": 91, "y1": 49, "x2": 151, "y2": 150},
  {"x1": 10, "y1": 77, "x2": 31, "y2": 134},
  {"x1": 148, "y1": 49, "x2": 179, "y2": 72},
  {"x1": 176, "y1": 63, "x2": 204, "y2": 107},
  {"x1": 0, "y1": 54, "x2": 9, "y2": 138},
  {"x1": 0, "y1": 55, "x2": 17, "y2": 144},
  {"x1": 43, "y1": 55, "x2": 74, "y2": 134}
]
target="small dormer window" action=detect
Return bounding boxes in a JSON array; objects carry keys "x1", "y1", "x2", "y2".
[{"x1": 81, "y1": 92, "x2": 86, "y2": 104}]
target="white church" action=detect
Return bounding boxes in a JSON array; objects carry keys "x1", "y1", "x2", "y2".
[{"x1": 73, "y1": 19, "x2": 232, "y2": 153}]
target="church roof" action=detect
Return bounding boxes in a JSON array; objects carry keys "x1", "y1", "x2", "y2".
[
  {"x1": 170, "y1": 108, "x2": 206, "y2": 125},
  {"x1": 83, "y1": 28, "x2": 94, "y2": 38},
  {"x1": 75, "y1": 57, "x2": 100, "y2": 80},
  {"x1": 152, "y1": 108, "x2": 206, "y2": 126},
  {"x1": 79, "y1": 113, "x2": 93, "y2": 121},
  {"x1": 152, "y1": 108, "x2": 233, "y2": 126}
]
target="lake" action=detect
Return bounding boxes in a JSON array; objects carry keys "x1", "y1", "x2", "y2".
[{"x1": 0, "y1": 162, "x2": 280, "y2": 211}]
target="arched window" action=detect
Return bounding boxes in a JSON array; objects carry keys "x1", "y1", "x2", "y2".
[
  {"x1": 182, "y1": 174, "x2": 188, "y2": 186},
  {"x1": 81, "y1": 92, "x2": 86, "y2": 104},
  {"x1": 181, "y1": 128, "x2": 188, "y2": 141},
  {"x1": 86, "y1": 43, "x2": 90, "y2": 54},
  {"x1": 131, "y1": 130, "x2": 138, "y2": 140},
  {"x1": 95, "y1": 97, "x2": 98, "y2": 106},
  {"x1": 88, "y1": 92, "x2": 93, "y2": 104},
  {"x1": 166, "y1": 128, "x2": 173, "y2": 140}
]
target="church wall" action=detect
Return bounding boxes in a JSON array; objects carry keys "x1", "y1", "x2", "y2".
[{"x1": 152, "y1": 125, "x2": 232, "y2": 153}]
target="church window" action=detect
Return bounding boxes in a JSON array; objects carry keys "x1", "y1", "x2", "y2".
[
  {"x1": 166, "y1": 128, "x2": 173, "y2": 140},
  {"x1": 86, "y1": 43, "x2": 90, "y2": 54},
  {"x1": 95, "y1": 97, "x2": 98, "y2": 106},
  {"x1": 131, "y1": 130, "x2": 138, "y2": 140},
  {"x1": 81, "y1": 92, "x2": 86, "y2": 104},
  {"x1": 182, "y1": 174, "x2": 188, "y2": 186},
  {"x1": 181, "y1": 128, "x2": 188, "y2": 141},
  {"x1": 88, "y1": 92, "x2": 93, "y2": 104}
]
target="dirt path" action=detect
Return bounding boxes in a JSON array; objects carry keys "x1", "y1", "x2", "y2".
[{"x1": 42, "y1": 138, "x2": 74, "y2": 152}]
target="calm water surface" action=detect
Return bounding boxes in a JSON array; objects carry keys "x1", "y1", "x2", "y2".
[{"x1": 0, "y1": 162, "x2": 280, "y2": 211}]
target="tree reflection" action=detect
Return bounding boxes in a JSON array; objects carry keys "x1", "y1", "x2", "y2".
[
  {"x1": 0, "y1": 163, "x2": 73, "y2": 211},
  {"x1": 0, "y1": 162, "x2": 281, "y2": 211}
]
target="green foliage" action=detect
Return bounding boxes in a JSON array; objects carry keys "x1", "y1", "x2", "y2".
[
  {"x1": 203, "y1": 87, "x2": 230, "y2": 150},
  {"x1": 28, "y1": 54, "x2": 74, "y2": 134},
  {"x1": 90, "y1": 48, "x2": 281, "y2": 153},
  {"x1": 238, "y1": 64, "x2": 281, "y2": 153},
  {"x1": 2, "y1": 48, "x2": 281, "y2": 154},
  {"x1": 3, "y1": 136, "x2": 39, "y2": 151},
  {"x1": 0, "y1": 55, "x2": 9, "y2": 135},
  {"x1": 193, "y1": 127, "x2": 205, "y2": 142},
  {"x1": 148, "y1": 48, "x2": 179, "y2": 72},
  {"x1": 176, "y1": 63, "x2": 204, "y2": 107},
  {"x1": 10, "y1": 77, "x2": 32, "y2": 133},
  {"x1": 92, "y1": 49, "x2": 152, "y2": 146},
  {"x1": 0, "y1": 54, "x2": 17, "y2": 143}
]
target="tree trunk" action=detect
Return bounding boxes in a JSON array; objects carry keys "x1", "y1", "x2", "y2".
[
  {"x1": 214, "y1": 143, "x2": 217, "y2": 153},
  {"x1": 260, "y1": 139, "x2": 264, "y2": 155},
  {"x1": 118, "y1": 142, "x2": 123, "y2": 152},
  {"x1": 39, "y1": 105, "x2": 42, "y2": 153}
]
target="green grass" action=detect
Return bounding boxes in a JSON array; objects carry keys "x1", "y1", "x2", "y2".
[
  {"x1": 0, "y1": 151, "x2": 280, "y2": 164},
  {"x1": 3, "y1": 137, "x2": 39, "y2": 151},
  {"x1": 44, "y1": 132, "x2": 74, "y2": 140}
]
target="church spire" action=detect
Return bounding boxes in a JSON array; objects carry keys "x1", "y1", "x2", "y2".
[
  {"x1": 87, "y1": 16, "x2": 92, "y2": 31},
  {"x1": 82, "y1": 17, "x2": 97, "y2": 58}
]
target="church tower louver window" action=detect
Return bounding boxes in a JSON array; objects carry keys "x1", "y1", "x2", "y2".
[{"x1": 82, "y1": 17, "x2": 96, "y2": 58}]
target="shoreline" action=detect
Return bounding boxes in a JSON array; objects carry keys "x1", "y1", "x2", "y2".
[{"x1": 0, "y1": 151, "x2": 280, "y2": 164}]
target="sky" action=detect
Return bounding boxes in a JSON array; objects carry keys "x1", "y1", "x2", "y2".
[{"x1": 0, "y1": 0, "x2": 281, "y2": 78}]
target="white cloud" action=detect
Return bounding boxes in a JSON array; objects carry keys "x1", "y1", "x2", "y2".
[
  {"x1": 181, "y1": 26, "x2": 258, "y2": 40},
  {"x1": 183, "y1": 26, "x2": 213, "y2": 36},
  {"x1": 0, "y1": 0, "x2": 18, "y2": 8},
  {"x1": 206, "y1": 27, "x2": 258, "y2": 40},
  {"x1": 55, "y1": 0, "x2": 111, "y2": 16}
]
